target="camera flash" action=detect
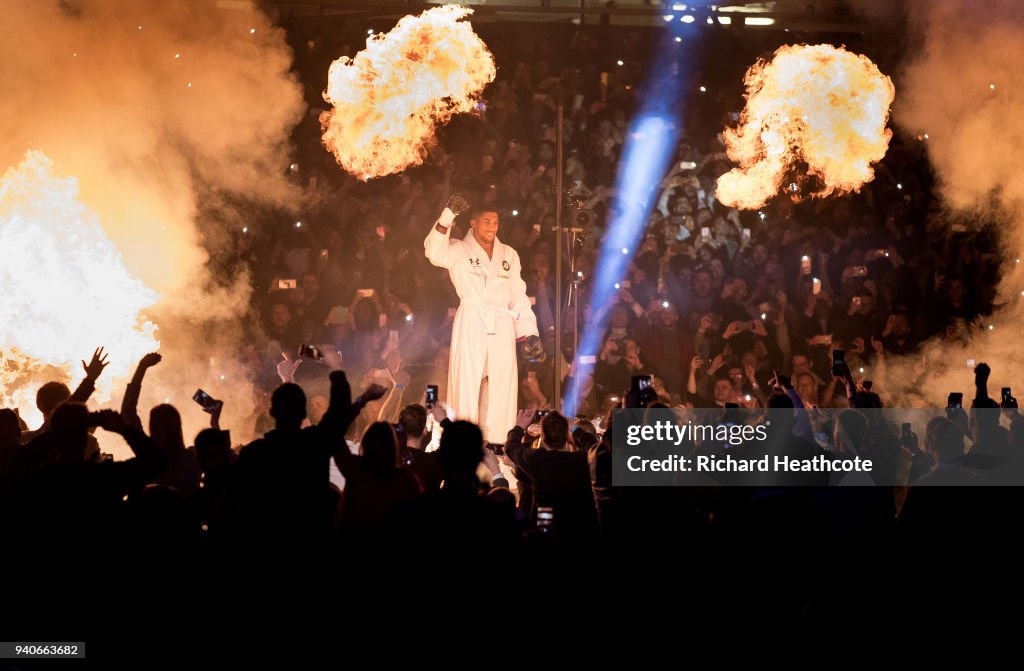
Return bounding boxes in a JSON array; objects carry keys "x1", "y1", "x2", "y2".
[
  {"x1": 761, "y1": 312, "x2": 767, "y2": 320},
  {"x1": 802, "y1": 255, "x2": 809, "y2": 261},
  {"x1": 859, "y1": 367, "x2": 864, "y2": 374},
  {"x1": 405, "y1": 314, "x2": 413, "y2": 322},
  {"x1": 614, "y1": 283, "x2": 621, "y2": 290},
  {"x1": 745, "y1": 394, "x2": 751, "y2": 402},
  {"x1": 759, "y1": 212, "x2": 766, "y2": 220},
  {"x1": 242, "y1": 227, "x2": 248, "y2": 234},
  {"x1": 699, "y1": 86, "x2": 706, "y2": 92},
  {"x1": 621, "y1": 247, "x2": 629, "y2": 255},
  {"x1": 295, "y1": 221, "x2": 302, "y2": 228},
  {"x1": 512, "y1": 209, "x2": 518, "y2": 216},
  {"x1": 662, "y1": 301, "x2": 670, "y2": 309}
]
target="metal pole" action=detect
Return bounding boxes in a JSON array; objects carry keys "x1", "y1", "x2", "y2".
[
  {"x1": 570, "y1": 231, "x2": 580, "y2": 413},
  {"x1": 572, "y1": 232, "x2": 580, "y2": 393},
  {"x1": 553, "y1": 105, "x2": 563, "y2": 410}
]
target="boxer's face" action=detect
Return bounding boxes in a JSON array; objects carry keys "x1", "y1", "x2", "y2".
[{"x1": 471, "y1": 211, "x2": 500, "y2": 245}]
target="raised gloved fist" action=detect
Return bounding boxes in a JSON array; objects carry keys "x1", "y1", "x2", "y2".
[
  {"x1": 446, "y1": 193, "x2": 471, "y2": 216},
  {"x1": 519, "y1": 335, "x2": 547, "y2": 363}
]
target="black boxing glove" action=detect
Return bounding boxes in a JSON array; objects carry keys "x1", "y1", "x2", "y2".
[
  {"x1": 446, "y1": 193, "x2": 471, "y2": 216},
  {"x1": 518, "y1": 335, "x2": 546, "y2": 363}
]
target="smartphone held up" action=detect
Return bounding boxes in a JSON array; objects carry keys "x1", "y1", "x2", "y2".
[
  {"x1": 831, "y1": 349, "x2": 846, "y2": 377},
  {"x1": 631, "y1": 374, "x2": 657, "y2": 407},
  {"x1": 193, "y1": 389, "x2": 221, "y2": 414},
  {"x1": 298, "y1": 344, "x2": 322, "y2": 360}
]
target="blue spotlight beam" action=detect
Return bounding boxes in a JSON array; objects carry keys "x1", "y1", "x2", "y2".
[{"x1": 564, "y1": 24, "x2": 696, "y2": 417}]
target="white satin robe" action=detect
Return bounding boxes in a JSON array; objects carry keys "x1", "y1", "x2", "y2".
[{"x1": 424, "y1": 209, "x2": 538, "y2": 443}]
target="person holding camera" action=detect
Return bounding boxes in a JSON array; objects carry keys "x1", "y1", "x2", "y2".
[
  {"x1": 424, "y1": 194, "x2": 543, "y2": 444},
  {"x1": 503, "y1": 408, "x2": 599, "y2": 560},
  {"x1": 595, "y1": 335, "x2": 651, "y2": 400}
]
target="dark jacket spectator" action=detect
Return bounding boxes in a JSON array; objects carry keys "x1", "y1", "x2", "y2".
[
  {"x1": 504, "y1": 410, "x2": 599, "y2": 560},
  {"x1": 335, "y1": 421, "x2": 421, "y2": 539},
  {"x1": 389, "y1": 420, "x2": 520, "y2": 598},
  {"x1": 398, "y1": 403, "x2": 443, "y2": 492},
  {"x1": 10, "y1": 404, "x2": 166, "y2": 546},
  {"x1": 235, "y1": 371, "x2": 381, "y2": 545}
]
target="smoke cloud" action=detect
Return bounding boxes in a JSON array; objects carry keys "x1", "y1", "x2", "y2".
[
  {"x1": 883, "y1": 0, "x2": 1024, "y2": 405},
  {"x1": 0, "y1": 0, "x2": 305, "y2": 449}
]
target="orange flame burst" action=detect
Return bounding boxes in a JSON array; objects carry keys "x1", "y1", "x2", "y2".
[
  {"x1": 320, "y1": 5, "x2": 496, "y2": 179},
  {"x1": 716, "y1": 44, "x2": 895, "y2": 210},
  {"x1": 0, "y1": 151, "x2": 159, "y2": 427}
]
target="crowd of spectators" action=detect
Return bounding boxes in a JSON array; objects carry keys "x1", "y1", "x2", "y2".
[
  {"x1": 207, "y1": 21, "x2": 1004, "y2": 428},
  {"x1": 1, "y1": 22, "x2": 1018, "y2": 630}
]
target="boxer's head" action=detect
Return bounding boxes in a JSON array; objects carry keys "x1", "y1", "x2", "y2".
[{"x1": 470, "y1": 209, "x2": 499, "y2": 246}]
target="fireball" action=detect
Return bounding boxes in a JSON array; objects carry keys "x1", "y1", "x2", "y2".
[
  {"x1": 716, "y1": 44, "x2": 895, "y2": 210},
  {"x1": 320, "y1": 5, "x2": 496, "y2": 179}
]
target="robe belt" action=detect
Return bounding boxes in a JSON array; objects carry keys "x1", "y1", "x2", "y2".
[{"x1": 459, "y1": 300, "x2": 516, "y2": 335}]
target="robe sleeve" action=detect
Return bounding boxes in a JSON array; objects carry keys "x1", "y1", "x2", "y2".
[
  {"x1": 424, "y1": 208, "x2": 457, "y2": 269},
  {"x1": 508, "y1": 248, "x2": 539, "y2": 339}
]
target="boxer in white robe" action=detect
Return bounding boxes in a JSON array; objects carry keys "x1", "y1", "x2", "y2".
[{"x1": 424, "y1": 196, "x2": 542, "y2": 443}]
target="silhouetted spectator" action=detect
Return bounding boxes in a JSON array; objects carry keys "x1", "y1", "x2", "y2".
[
  {"x1": 911, "y1": 416, "x2": 976, "y2": 485},
  {"x1": 397, "y1": 403, "x2": 443, "y2": 492},
  {"x1": 11, "y1": 405, "x2": 166, "y2": 546},
  {"x1": 119, "y1": 352, "x2": 201, "y2": 496},
  {"x1": 1011, "y1": 415, "x2": 1024, "y2": 452},
  {"x1": 21, "y1": 347, "x2": 109, "y2": 457},
  {"x1": 390, "y1": 420, "x2": 520, "y2": 599},
  {"x1": 234, "y1": 372, "x2": 385, "y2": 547},
  {"x1": 149, "y1": 404, "x2": 201, "y2": 498},
  {"x1": 504, "y1": 409, "x2": 599, "y2": 560},
  {"x1": 0, "y1": 408, "x2": 23, "y2": 492},
  {"x1": 192, "y1": 427, "x2": 236, "y2": 545},
  {"x1": 335, "y1": 421, "x2": 421, "y2": 540},
  {"x1": 967, "y1": 362, "x2": 1011, "y2": 468}
]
